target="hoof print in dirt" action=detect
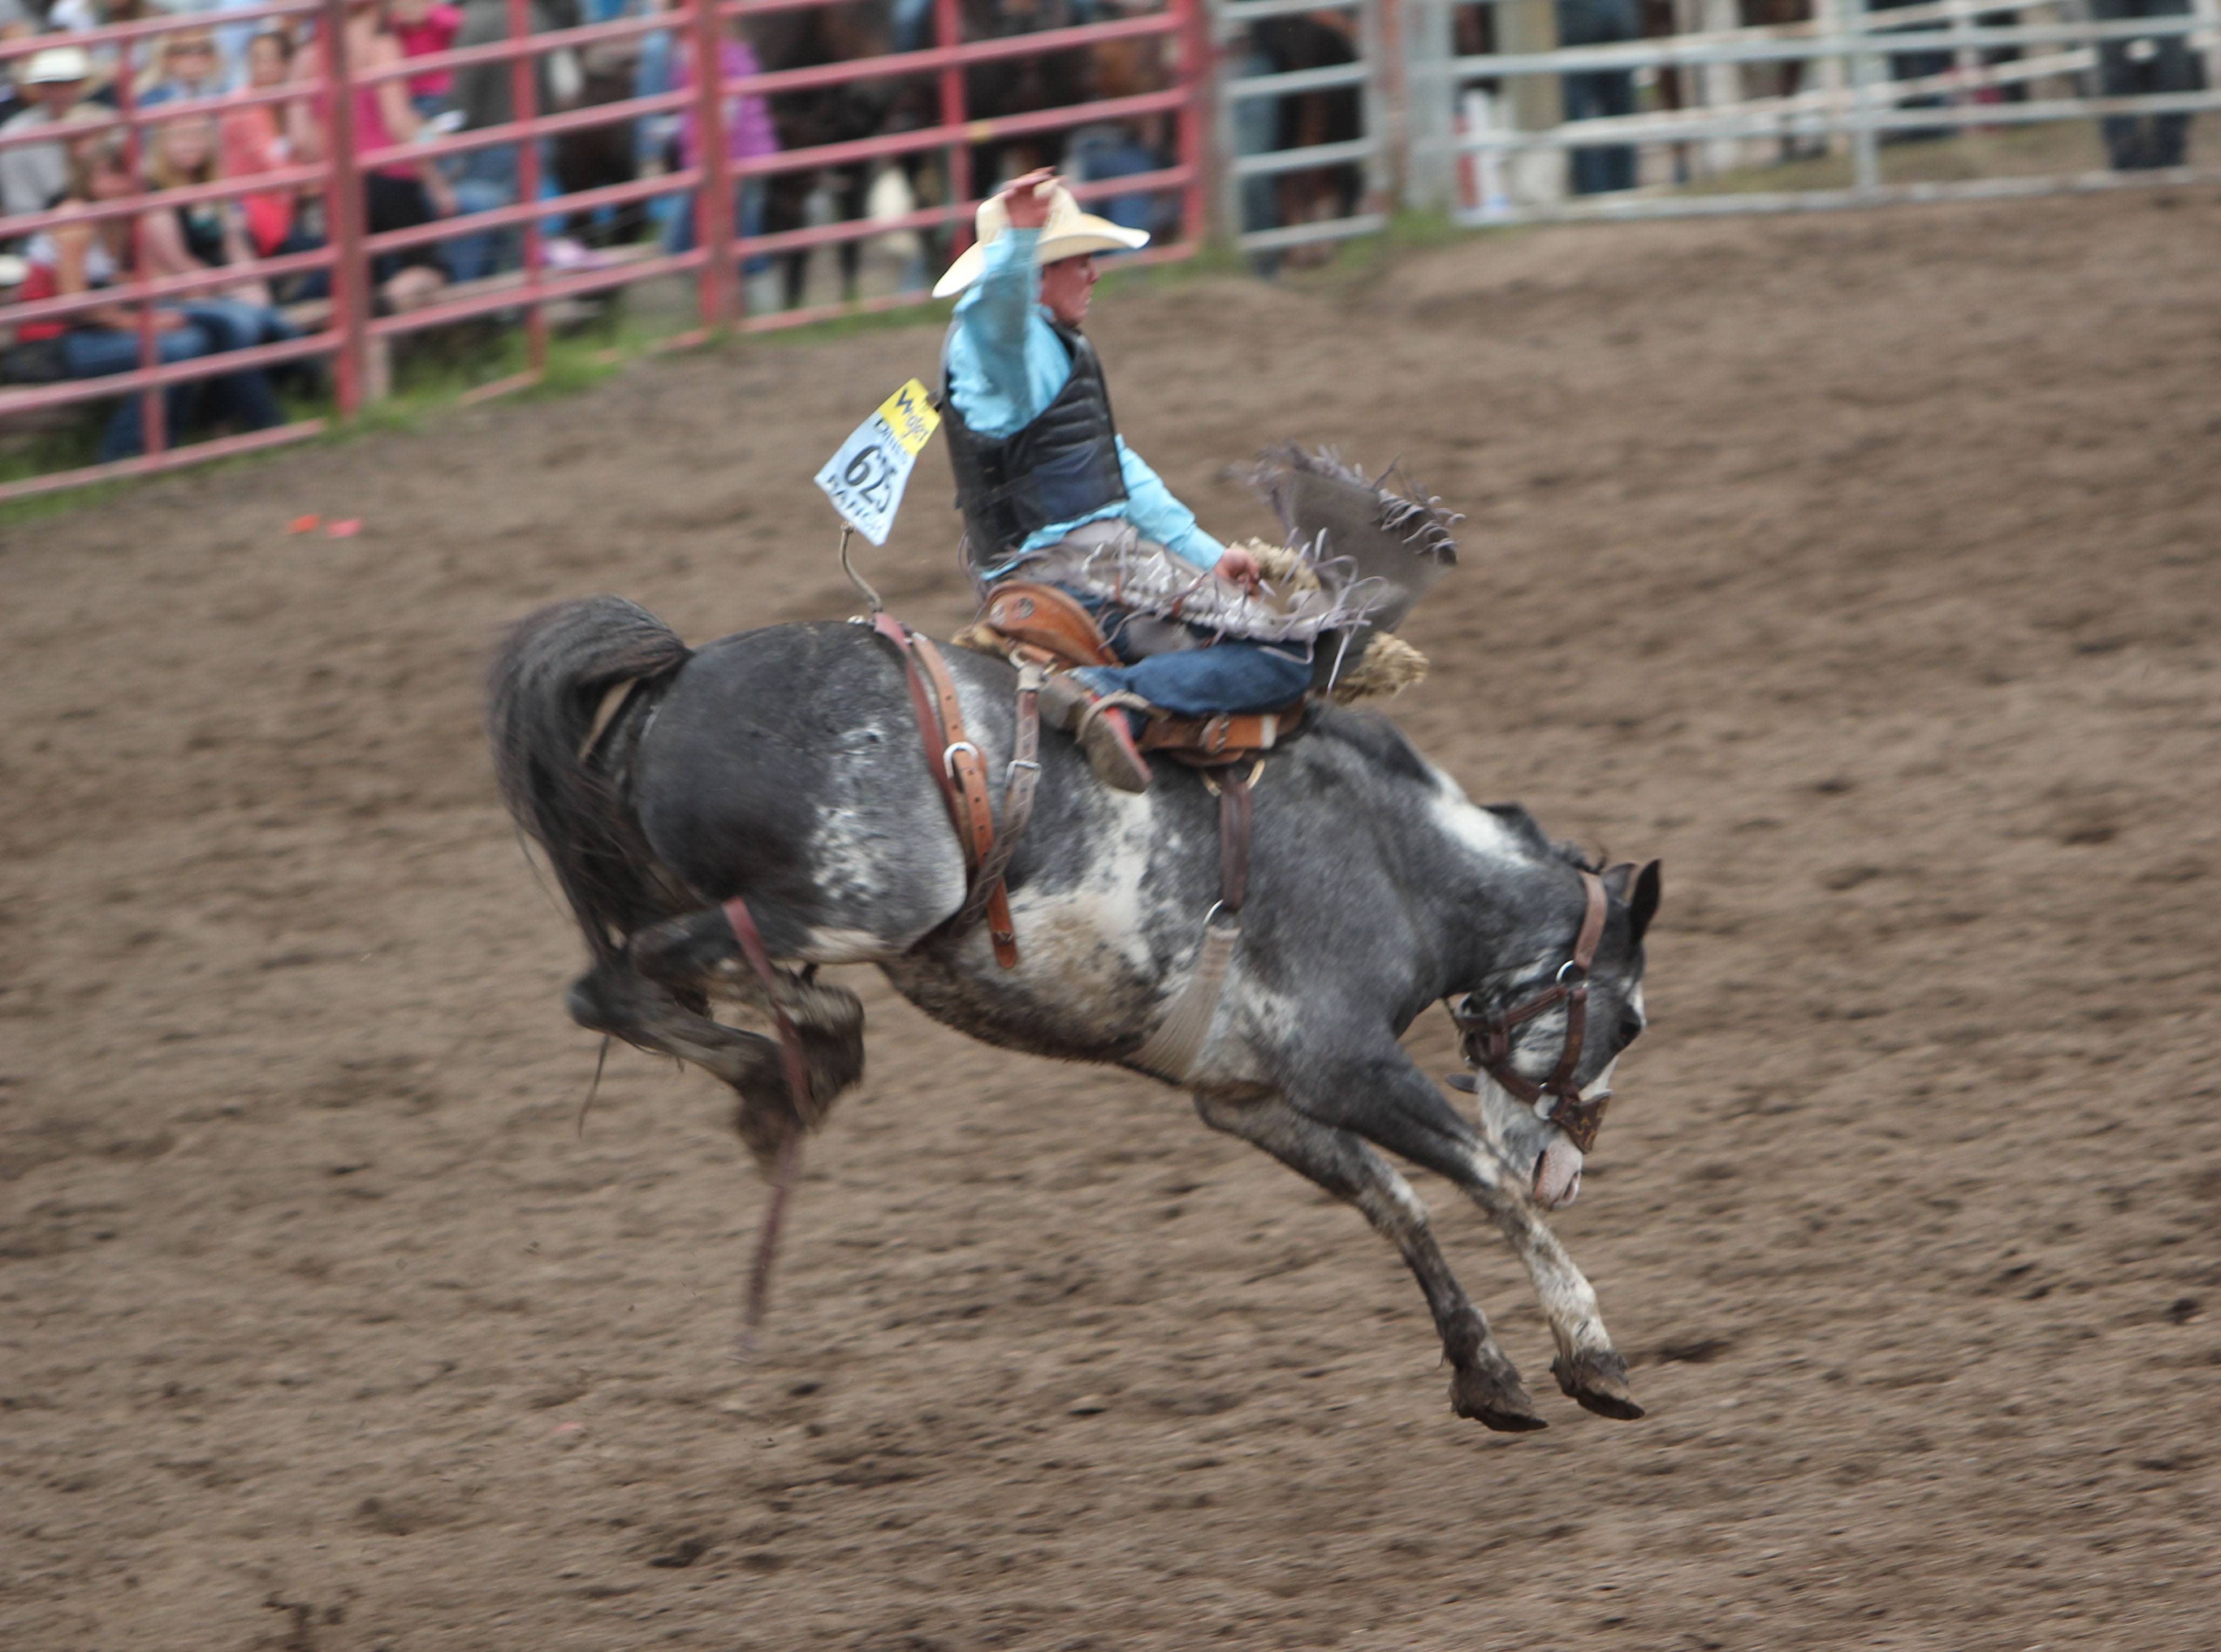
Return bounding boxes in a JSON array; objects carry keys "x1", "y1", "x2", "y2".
[
  {"x1": 1552, "y1": 1350, "x2": 1646, "y2": 1420},
  {"x1": 1450, "y1": 1365, "x2": 1549, "y2": 1432}
]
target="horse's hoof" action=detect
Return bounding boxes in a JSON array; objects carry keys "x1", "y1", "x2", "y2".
[
  {"x1": 1449, "y1": 1364, "x2": 1549, "y2": 1432},
  {"x1": 1552, "y1": 1349, "x2": 1646, "y2": 1420}
]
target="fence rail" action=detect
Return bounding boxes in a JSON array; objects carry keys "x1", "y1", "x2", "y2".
[{"x1": 1212, "y1": 0, "x2": 1390, "y2": 254}]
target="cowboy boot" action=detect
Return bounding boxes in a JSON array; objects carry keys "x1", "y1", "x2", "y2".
[{"x1": 1038, "y1": 673, "x2": 1153, "y2": 794}]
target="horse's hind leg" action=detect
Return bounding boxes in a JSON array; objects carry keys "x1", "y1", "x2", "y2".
[
  {"x1": 567, "y1": 958, "x2": 790, "y2": 1160},
  {"x1": 570, "y1": 908, "x2": 865, "y2": 1170},
  {"x1": 1193, "y1": 1092, "x2": 1548, "y2": 1432},
  {"x1": 632, "y1": 907, "x2": 863, "y2": 1100}
]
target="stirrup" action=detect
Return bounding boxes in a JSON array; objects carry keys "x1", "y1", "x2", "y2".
[
  {"x1": 1075, "y1": 688, "x2": 1157, "y2": 729},
  {"x1": 1073, "y1": 692, "x2": 1155, "y2": 794}
]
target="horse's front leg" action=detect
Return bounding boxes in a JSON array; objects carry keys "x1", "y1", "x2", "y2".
[
  {"x1": 1193, "y1": 1090, "x2": 1548, "y2": 1432},
  {"x1": 1287, "y1": 1052, "x2": 1644, "y2": 1423},
  {"x1": 1446, "y1": 1142, "x2": 1644, "y2": 1421}
]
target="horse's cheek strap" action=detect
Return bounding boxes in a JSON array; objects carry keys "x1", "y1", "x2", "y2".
[{"x1": 1552, "y1": 985, "x2": 1589, "y2": 1096}]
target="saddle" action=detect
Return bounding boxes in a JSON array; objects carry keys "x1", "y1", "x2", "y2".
[{"x1": 955, "y1": 581, "x2": 1306, "y2": 769}]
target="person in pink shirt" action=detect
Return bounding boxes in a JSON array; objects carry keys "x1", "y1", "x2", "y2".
[
  {"x1": 661, "y1": 17, "x2": 777, "y2": 259},
  {"x1": 219, "y1": 30, "x2": 320, "y2": 265},
  {"x1": 388, "y1": 0, "x2": 463, "y2": 118}
]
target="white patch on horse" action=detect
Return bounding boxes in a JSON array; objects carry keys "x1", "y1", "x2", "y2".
[
  {"x1": 1456, "y1": 1129, "x2": 1610, "y2": 1354},
  {"x1": 808, "y1": 799, "x2": 962, "y2": 924},
  {"x1": 1001, "y1": 795, "x2": 1161, "y2": 1018},
  {"x1": 796, "y1": 925, "x2": 889, "y2": 966},
  {"x1": 1378, "y1": 1163, "x2": 1430, "y2": 1227},
  {"x1": 1182, "y1": 973, "x2": 1301, "y2": 1088},
  {"x1": 1425, "y1": 771, "x2": 1531, "y2": 871}
]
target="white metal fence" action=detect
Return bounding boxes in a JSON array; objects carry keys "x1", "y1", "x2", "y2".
[
  {"x1": 1400, "y1": 0, "x2": 2220, "y2": 223},
  {"x1": 1213, "y1": 0, "x2": 1394, "y2": 253}
]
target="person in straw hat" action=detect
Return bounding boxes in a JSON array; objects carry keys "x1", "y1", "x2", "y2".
[
  {"x1": 0, "y1": 45, "x2": 93, "y2": 221},
  {"x1": 937, "y1": 169, "x2": 1312, "y2": 795}
]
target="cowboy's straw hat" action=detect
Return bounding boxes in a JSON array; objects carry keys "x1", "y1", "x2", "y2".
[
  {"x1": 931, "y1": 179, "x2": 1148, "y2": 300},
  {"x1": 22, "y1": 46, "x2": 94, "y2": 84}
]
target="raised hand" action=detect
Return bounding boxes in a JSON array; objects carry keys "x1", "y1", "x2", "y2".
[{"x1": 1000, "y1": 168, "x2": 1058, "y2": 230}]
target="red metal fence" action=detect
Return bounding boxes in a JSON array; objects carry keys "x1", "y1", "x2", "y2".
[{"x1": 0, "y1": 0, "x2": 1209, "y2": 502}]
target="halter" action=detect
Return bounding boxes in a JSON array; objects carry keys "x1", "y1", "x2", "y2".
[{"x1": 1449, "y1": 870, "x2": 1611, "y2": 1153}]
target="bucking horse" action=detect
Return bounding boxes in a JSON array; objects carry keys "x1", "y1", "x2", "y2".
[{"x1": 487, "y1": 474, "x2": 1662, "y2": 1433}]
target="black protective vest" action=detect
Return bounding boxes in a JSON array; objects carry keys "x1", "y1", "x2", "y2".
[{"x1": 943, "y1": 319, "x2": 1128, "y2": 567}]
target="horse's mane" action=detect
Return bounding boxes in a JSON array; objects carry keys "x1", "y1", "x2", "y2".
[
  {"x1": 1481, "y1": 801, "x2": 1604, "y2": 875},
  {"x1": 1310, "y1": 712, "x2": 1602, "y2": 871},
  {"x1": 1307, "y1": 705, "x2": 1435, "y2": 786}
]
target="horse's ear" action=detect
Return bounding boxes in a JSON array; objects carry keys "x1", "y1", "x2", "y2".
[
  {"x1": 1603, "y1": 859, "x2": 1662, "y2": 943},
  {"x1": 1628, "y1": 859, "x2": 1662, "y2": 944}
]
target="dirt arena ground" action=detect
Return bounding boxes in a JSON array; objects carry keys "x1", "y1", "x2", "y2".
[{"x1": 6, "y1": 185, "x2": 2220, "y2": 1651}]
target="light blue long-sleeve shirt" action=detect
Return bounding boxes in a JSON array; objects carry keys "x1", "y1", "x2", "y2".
[{"x1": 944, "y1": 227, "x2": 1224, "y2": 574}]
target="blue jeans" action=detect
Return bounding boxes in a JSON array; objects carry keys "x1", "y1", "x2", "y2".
[
  {"x1": 2091, "y1": 0, "x2": 2202, "y2": 169},
  {"x1": 1068, "y1": 594, "x2": 1314, "y2": 719},
  {"x1": 62, "y1": 323, "x2": 207, "y2": 462},
  {"x1": 1067, "y1": 125, "x2": 1173, "y2": 238},
  {"x1": 262, "y1": 224, "x2": 332, "y2": 301},
  {"x1": 1557, "y1": 0, "x2": 1639, "y2": 194},
  {"x1": 892, "y1": 0, "x2": 933, "y2": 50},
  {"x1": 663, "y1": 177, "x2": 769, "y2": 274},
  {"x1": 1231, "y1": 49, "x2": 1282, "y2": 272},
  {"x1": 178, "y1": 300, "x2": 288, "y2": 434},
  {"x1": 445, "y1": 143, "x2": 560, "y2": 281},
  {"x1": 62, "y1": 303, "x2": 289, "y2": 461}
]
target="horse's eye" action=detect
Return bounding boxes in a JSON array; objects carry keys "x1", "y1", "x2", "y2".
[{"x1": 1618, "y1": 1011, "x2": 1645, "y2": 1047}]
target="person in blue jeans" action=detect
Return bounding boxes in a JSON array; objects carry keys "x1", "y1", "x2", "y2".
[
  {"x1": 59, "y1": 318, "x2": 210, "y2": 462},
  {"x1": 444, "y1": 0, "x2": 557, "y2": 280},
  {"x1": 2090, "y1": 0, "x2": 2203, "y2": 169},
  {"x1": 936, "y1": 171, "x2": 1308, "y2": 794},
  {"x1": 28, "y1": 133, "x2": 288, "y2": 459},
  {"x1": 1556, "y1": 0, "x2": 1640, "y2": 195},
  {"x1": 59, "y1": 304, "x2": 286, "y2": 461},
  {"x1": 657, "y1": 15, "x2": 775, "y2": 275}
]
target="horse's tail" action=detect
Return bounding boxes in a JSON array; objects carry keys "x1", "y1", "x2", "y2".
[{"x1": 486, "y1": 595, "x2": 692, "y2": 966}]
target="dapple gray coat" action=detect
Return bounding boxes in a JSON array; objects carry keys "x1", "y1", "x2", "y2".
[{"x1": 489, "y1": 597, "x2": 1660, "y2": 1431}]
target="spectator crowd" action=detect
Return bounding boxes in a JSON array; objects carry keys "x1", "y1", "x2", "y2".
[{"x1": 1, "y1": 0, "x2": 1198, "y2": 459}]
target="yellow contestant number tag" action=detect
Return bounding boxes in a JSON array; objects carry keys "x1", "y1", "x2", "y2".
[
  {"x1": 815, "y1": 378, "x2": 942, "y2": 546},
  {"x1": 876, "y1": 378, "x2": 940, "y2": 456}
]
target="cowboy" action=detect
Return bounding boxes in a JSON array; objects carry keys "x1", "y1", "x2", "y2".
[{"x1": 935, "y1": 170, "x2": 1313, "y2": 793}]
